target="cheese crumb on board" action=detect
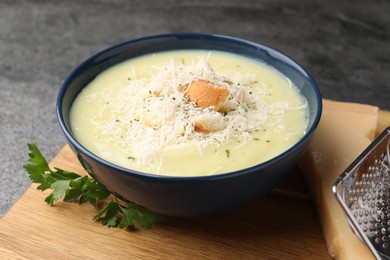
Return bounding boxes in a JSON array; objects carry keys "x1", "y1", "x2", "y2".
[{"x1": 299, "y1": 99, "x2": 379, "y2": 259}]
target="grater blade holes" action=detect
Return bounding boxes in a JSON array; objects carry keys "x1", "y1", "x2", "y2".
[{"x1": 347, "y1": 139, "x2": 390, "y2": 256}]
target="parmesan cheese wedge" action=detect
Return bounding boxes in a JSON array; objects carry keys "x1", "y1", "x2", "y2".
[{"x1": 299, "y1": 99, "x2": 379, "y2": 259}]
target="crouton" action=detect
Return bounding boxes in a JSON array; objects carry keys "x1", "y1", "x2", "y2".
[
  {"x1": 185, "y1": 80, "x2": 229, "y2": 111},
  {"x1": 194, "y1": 113, "x2": 226, "y2": 133}
]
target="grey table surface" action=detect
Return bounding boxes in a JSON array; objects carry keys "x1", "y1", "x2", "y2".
[{"x1": 1, "y1": 0, "x2": 389, "y2": 219}]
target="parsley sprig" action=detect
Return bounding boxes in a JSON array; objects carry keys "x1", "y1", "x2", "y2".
[{"x1": 23, "y1": 143, "x2": 158, "y2": 230}]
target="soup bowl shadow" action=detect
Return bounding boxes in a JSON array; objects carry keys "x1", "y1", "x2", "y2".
[{"x1": 57, "y1": 33, "x2": 322, "y2": 217}]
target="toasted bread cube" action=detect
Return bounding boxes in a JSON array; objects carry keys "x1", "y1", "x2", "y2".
[
  {"x1": 194, "y1": 112, "x2": 226, "y2": 133},
  {"x1": 185, "y1": 80, "x2": 229, "y2": 111}
]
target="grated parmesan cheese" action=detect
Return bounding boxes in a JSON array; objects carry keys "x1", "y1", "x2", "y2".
[
  {"x1": 84, "y1": 56, "x2": 305, "y2": 174},
  {"x1": 70, "y1": 51, "x2": 309, "y2": 176}
]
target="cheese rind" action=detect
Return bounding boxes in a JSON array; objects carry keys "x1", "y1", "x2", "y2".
[{"x1": 299, "y1": 99, "x2": 379, "y2": 259}]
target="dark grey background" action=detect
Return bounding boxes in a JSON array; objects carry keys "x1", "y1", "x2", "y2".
[{"x1": 1, "y1": 0, "x2": 389, "y2": 218}]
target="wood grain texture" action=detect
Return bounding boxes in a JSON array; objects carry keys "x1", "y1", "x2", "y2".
[{"x1": 1, "y1": 109, "x2": 389, "y2": 260}]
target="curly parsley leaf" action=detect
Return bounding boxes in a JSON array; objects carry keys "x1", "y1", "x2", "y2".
[
  {"x1": 92, "y1": 198, "x2": 159, "y2": 229},
  {"x1": 120, "y1": 201, "x2": 159, "y2": 229},
  {"x1": 94, "y1": 199, "x2": 120, "y2": 227},
  {"x1": 45, "y1": 179, "x2": 71, "y2": 205},
  {"x1": 23, "y1": 143, "x2": 158, "y2": 230}
]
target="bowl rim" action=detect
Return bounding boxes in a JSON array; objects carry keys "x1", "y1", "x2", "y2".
[{"x1": 57, "y1": 32, "x2": 322, "y2": 182}]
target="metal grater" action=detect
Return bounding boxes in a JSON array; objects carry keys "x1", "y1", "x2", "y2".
[{"x1": 333, "y1": 127, "x2": 390, "y2": 260}]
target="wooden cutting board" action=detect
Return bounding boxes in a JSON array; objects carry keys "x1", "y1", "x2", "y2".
[{"x1": 1, "y1": 109, "x2": 389, "y2": 259}]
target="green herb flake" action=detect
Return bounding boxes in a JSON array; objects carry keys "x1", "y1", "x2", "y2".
[
  {"x1": 225, "y1": 149, "x2": 231, "y2": 158},
  {"x1": 223, "y1": 79, "x2": 233, "y2": 85}
]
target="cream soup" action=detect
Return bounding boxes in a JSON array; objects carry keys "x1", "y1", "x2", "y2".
[{"x1": 70, "y1": 50, "x2": 309, "y2": 176}]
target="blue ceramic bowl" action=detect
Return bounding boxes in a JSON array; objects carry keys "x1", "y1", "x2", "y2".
[{"x1": 57, "y1": 33, "x2": 322, "y2": 217}]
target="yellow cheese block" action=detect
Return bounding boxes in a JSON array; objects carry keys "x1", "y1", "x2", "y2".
[{"x1": 300, "y1": 99, "x2": 379, "y2": 259}]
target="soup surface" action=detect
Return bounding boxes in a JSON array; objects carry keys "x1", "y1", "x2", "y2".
[{"x1": 70, "y1": 50, "x2": 309, "y2": 176}]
